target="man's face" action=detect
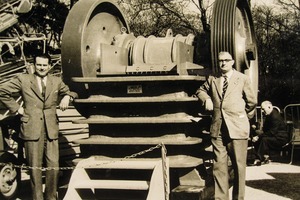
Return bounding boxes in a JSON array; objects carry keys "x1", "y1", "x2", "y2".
[
  {"x1": 261, "y1": 104, "x2": 272, "y2": 115},
  {"x1": 218, "y1": 53, "x2": 234, "y2": 74},
  {"x1": 35, "y1": 57, "x2": 51, "y2": 77}
]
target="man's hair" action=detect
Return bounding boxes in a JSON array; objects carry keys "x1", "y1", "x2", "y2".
[
  {"x1": 261, "y1": 100, "x2": 272, "y2": 107},
  {"x1": 218, "y1": 51, "x2": 233, "y2": 60},
  {"x1": 33, "y1": 53, "x2": 51, "y2": 65}
]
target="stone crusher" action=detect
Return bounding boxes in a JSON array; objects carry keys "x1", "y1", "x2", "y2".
[{"x1": 61, "y1": 0, "x2": 258, "y2": 199}]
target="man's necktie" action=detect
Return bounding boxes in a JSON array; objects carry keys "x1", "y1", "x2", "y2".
[
  {"x1": 222, "y1": 76, "x2": 228, "y2": 99},
  {"x1": 41, "y1": 78, "x2": 46, "y2": 98}
]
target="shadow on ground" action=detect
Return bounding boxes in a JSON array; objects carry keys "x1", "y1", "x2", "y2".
[{"x1": 246, "y1": 173, "x2": 300, "y2": 200}]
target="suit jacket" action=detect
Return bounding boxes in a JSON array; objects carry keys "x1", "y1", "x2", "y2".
[
  {"x1": 196, "y1": 70, "x2": 257, "y2": 139},
  {"x1": 263, "y1": 108, "x2": 288, "y2": 142},
  {"x1": 0, "y1": 74, "x2": 77, "y2": 140}
]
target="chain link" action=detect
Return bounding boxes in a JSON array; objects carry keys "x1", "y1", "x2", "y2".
[
  {"x1": 0, "y1": 143, "x2": 164, "y2": 171},
  {"x1": 0, "y1": 143, "x2": 170, "y2": 199},
  {"x1": 161, "y1": 143, "x2": 169, "y2": 200}
]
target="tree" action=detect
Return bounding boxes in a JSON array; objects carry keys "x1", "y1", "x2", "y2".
[
  {"x1": 3, "y1": 0, "x2": 69, "y2": 55},
  {"x1": 252, "y1": 1, "x2": 300, "y2": 107},
  {"x1": 117, "y1": 0, "x2": 212, "y2": 37}
]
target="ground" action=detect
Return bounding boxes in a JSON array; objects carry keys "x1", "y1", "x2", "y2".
[{"x1": 15, "y1": 153, "x2": 300, "y2": 200}]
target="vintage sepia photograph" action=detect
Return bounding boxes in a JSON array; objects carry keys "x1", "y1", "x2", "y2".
[{"x1": 0, "y1": 0, "x2": 299, "y2": 199}]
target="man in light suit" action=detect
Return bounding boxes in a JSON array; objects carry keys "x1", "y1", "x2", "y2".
[
  {"x1": 196, "y1": 51, "x2": 257, "y2": 200},
  {"x1": 0, "y1": 53, "x2": 77, "y2": 200}
]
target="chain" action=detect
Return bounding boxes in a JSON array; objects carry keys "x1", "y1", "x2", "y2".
[
  {"x1": 161, "y1": 143, "x2": 169, "y2": 200},
  {"x1": 0, "y1": 143, "x2": 170, "y2": 199},
  {"x1": 123, "y1": 143, "x2": 162, "y2": 159},
  {"x1": 0, "y1": 143, "x2": 164, "y2": 171}
]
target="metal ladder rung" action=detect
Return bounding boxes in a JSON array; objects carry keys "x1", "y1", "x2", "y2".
[
  {"x1": 73, "y1": 180, "x2": 149, "y2": 190},
  {"x1": 63, "y1": 156, "x2": 170, "y2": 200},
  {"x1": 72, "y1": 157, "x2": 161, "y2": 169}
]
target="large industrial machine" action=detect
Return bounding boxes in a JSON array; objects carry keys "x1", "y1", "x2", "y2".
[{"x1": 60, "y1": 0, "x2": 258, "y2": 199}]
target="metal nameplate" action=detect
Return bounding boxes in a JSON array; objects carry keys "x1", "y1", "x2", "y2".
[{"x1": 127, "y1": 85, "x2": 142, "y2": 94}]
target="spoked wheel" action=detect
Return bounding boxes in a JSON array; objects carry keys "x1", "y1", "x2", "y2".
[
  {"x1": 211, "y1": 0, "x2": 258, "y2": 94},
  {"x1": 0, "y1": 152, "x2": 20, "y2": 200}
]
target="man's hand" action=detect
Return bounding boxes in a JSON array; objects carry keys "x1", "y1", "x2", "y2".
[
  {"x1": 255, "y1": 130, "x2": 264, "y2": 136},
  {"x1": 59, "y1": 95, "x2": 71, "y2": 111},
  {"x1": 252, "y1": 135, "x2": 259, "y2": 142},
  {"x1": 205, "y1": 98, "x2": 213, "y2": 111},
  {"x1": 17, "y1": 107, "x2": 24, "y2": 115}
]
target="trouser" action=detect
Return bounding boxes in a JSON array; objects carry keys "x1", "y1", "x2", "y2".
[
  {"x1": 24, "y1": 126, "x2": 59, "y2": 200},
  {"x1": 212, "y1": 130, "x2": 248, "y2": 200},
  {"x1": 255, "y1": 136, "x2": 286, "y2": 161}
]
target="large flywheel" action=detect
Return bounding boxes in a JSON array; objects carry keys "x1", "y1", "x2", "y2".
[
  {"x1": 211, "y1": 0, "x2": 258, "y2": 93},
  {"x1": 61, "y1": 0, "x2": 130, "y2": 116},
  {"x1": 61, "y1": 0, "x2": 130, "y2": 95}
]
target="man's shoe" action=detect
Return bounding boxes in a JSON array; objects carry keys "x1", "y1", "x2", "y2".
[
  {"x1": 254, "y1": 159, "x2": 261, "y2": 166},
  {"x1": 248, "y1": 159, "x2": 261, "y2": 166},
  {"x1": 262, "y1": 155, "x2": 270, "y2": 164},
  {"x1": 263, "y1": 158, "x2": 270, "y2": 164}
]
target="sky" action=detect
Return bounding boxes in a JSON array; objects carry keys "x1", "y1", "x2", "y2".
[
  {"x1": 188, "y1": 0, "x2": 277, "y2": 13},
  {"x1": 251, "y1": 0, "x2": 275, "y2": 6},
  {"x1": 190, "y1": 0, "x2": 298, "y2": 9},
  {"x1": 251, "y1": 0, "x2": 299, "y2": 7}
]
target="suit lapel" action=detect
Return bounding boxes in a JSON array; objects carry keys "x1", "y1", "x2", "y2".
[
  {"x1": 30, "y1": 75, "x2": 44, "y2": 101},
  {"x1": 212, "y1": 74, "x2": 222, "y2": 99},
  {"x1": 45, "y1": 76, "x2": 53, "y2": 101},
  {"x1": 224, "y1": 70, "x2": 239, "y2": 99}
]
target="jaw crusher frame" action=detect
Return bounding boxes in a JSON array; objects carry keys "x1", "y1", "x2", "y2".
[{"x1": 61, "y1": 0, "x2": 258, "y2": 199}]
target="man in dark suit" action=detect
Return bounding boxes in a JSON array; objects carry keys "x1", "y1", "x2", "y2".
[
  {"x1": 0, "y1": 53, "x2": 77, "y2": 200},
  {"x1": 251, "y1": 101, "x2": 288, "y2": 165},
  {"x1": 196, "y1": 51, "x2": 257, "y2": 200}
]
